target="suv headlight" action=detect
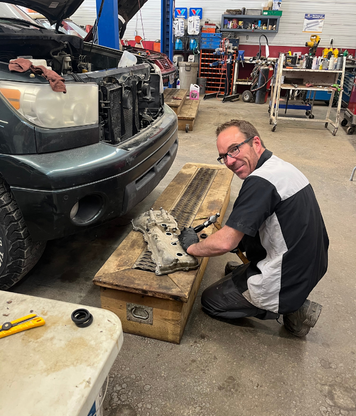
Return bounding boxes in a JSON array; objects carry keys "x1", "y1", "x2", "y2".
[{"x1": 0, "y1": 81, "x2": 98, "y2": 128}]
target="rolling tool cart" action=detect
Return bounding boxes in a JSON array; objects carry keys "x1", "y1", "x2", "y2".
[
  {"x1": 341, "y1": 76, "x2": 356, "y2": 135},
  {"x1": 269, "y1": 58, "x2": 313, "y2": 118},
  {"x1": 269, "y1": 54, "x2": 346, "y2": 135}
]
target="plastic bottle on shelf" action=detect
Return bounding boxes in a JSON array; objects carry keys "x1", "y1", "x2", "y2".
[
  {"x1": 328, "y1": 56, "x2": 335, "y2": 70},
  {"x1": 175, "y1": 38, "x2": 183, "y2": 50},
  {"x1": 312, "y1": 57, "x2": 319, "y2": 69},
  {"x1": 322, "y1": 59, "x2": 329, "y2": 70}
]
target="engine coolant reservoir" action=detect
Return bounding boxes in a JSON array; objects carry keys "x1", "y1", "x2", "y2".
[{"x1": 118, "y1": 50, "x2": 137, "y2": 68}]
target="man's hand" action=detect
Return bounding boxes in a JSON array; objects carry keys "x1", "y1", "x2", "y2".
[{"x1": 178, "y1": 227, "x2": 199, "y2": 252}]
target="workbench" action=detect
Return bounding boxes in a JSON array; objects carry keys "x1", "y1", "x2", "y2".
[
  {"x1": 93, "y1": 163, "x2": 233, "y2": 343},
  {"x1": 0, "y1": 291, "x2": 123, "y2": 416},
  {"x1": 269, "y1": 54, "x2": 346, "y2": 135}
]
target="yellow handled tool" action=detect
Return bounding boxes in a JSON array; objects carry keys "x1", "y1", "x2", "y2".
[{"x1": 0, "y1": 313, "x2": 45, "y2": 339}]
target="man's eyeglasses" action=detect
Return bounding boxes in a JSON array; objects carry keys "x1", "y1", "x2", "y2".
[{"x1": 217, "y1": 136, "x2": 255, "y2": 165}]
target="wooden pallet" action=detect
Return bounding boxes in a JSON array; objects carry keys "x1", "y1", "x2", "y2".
[
  {"x1": 93, "y1": 163, "x2": 233, "y2": 343},
  {"x1": 163, "y1": 88, "x2": 188, "y2": 115},
  {"x1": 178, "y1": 99, "x2": 200, "y2": 132}
]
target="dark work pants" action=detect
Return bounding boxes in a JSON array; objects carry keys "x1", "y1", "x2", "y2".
[{"x1": 201, "y1": 272, "x2": 279, "y2": 321}]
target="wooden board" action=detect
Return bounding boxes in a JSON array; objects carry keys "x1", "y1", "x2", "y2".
[
  {"x1": 93, "y1": 163, "x2": 234, "y2": 343},
  {"x1": 163, "y1": 88, "x2": 188, "y2": 115},
  {"x1": 178, "y1": 99, "x2": 200, "y2": 132}
]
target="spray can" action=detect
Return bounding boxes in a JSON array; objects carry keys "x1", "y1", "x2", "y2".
[
  {"x1": 176, "y1": 79, "x2": 180, "y2": 89},
  {"x1": 336, "y1": 56, "x2": 343, "y2": 70}
]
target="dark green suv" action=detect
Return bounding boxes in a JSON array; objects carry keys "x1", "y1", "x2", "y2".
[{"x1": 0, "y1": 2, "x2": 178, "y2": 289}]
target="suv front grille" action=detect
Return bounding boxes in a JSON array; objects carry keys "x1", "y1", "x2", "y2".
[
  {"x1": 101, "y1": 83, "x2": 123, "y2": 144},
  {"x1": 101, "y1": 82, "x2": 141, "y2": 144}
]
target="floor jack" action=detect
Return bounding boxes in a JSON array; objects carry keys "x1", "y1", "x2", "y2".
[{"x1": 203, "y1": 40, "x2": 239, "y2": 103}]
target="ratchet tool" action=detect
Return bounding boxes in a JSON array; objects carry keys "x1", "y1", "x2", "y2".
[
  {"x1": 0, "y1": 313, "x2": 45, "y2": 339},
  {"x1": 194, "y1": 213, "x2": 220, "y2": 233}
]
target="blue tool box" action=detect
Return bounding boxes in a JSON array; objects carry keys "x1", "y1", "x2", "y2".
[{"x1": 201, "y1": 33, "x2": 222, "y2": 49}]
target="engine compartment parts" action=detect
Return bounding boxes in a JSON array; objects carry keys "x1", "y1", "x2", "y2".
[{"x1": 132, "y1": 208, "x2": 199, "y2": 275}]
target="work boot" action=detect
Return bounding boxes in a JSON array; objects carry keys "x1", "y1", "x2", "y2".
[
  {"x1": 224, "y1": 261, "x2": 241, "y2": 276},
  {"x1": 283, "y1": 299, "x2": 322, "y2": 337}
]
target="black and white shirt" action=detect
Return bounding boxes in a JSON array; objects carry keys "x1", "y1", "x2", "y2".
[{"x1": 226, "y1": 150, "x2": 329, "y2": 314}]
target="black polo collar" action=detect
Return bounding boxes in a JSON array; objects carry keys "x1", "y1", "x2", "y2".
[{"x1": 255, "y1": 149, "x2": 273, "y2": 170}]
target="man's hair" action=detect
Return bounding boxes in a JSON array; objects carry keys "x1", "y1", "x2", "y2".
[{"x1": 216, "y1": 120, "x2": 265, "y2": 148}]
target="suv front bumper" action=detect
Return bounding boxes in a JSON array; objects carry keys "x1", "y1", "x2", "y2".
[{"x1": 8, "y1": 105, "x2": 178, "y2": 241}]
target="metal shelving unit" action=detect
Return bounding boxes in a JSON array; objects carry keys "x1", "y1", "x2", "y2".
[
  {"x1": 269, "y1": 54, "x2": 346, "y2": 135},
  {"x1": 221, "y1": 14, "x2": 281, "y2": 33}
]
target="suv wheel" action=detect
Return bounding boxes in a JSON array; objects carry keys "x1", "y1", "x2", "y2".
[{"x1": 0, "y1": 179, "x2": 46, "y2": 290}]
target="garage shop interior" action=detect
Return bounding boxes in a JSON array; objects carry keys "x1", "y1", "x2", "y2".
[{"x1": 0, "y1": 0, "x2": 356, "y2": 415}]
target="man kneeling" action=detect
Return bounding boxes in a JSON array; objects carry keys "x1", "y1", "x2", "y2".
[{"x1": 179, "y1": 120, "x2": 329, "y2": 337}]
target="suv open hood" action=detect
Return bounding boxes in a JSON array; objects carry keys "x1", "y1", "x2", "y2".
[{"x1": 1, "y1": 0, "x2": 148, "y2": 25}]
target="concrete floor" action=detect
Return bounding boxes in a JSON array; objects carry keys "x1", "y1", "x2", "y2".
[{"x1": 10, "y1": 98, "x2": 356, "y2": 416}]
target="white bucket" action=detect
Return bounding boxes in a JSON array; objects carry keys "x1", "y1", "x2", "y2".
[{"x1": 178, "y1": 62, "x2": 198, "y2": 90}]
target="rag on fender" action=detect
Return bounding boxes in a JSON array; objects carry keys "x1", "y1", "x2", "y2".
[{"x1": 8, "y1": 58, "x2": 66, "y2": 93}]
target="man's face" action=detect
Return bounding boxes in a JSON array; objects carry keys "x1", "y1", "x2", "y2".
[{"x1": 217, "y1": 126, "x2": 260, "y2": 179}]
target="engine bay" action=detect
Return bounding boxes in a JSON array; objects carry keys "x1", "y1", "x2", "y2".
[{"x1": 0, "y1": 22, "x2": 165, "y2": 145}]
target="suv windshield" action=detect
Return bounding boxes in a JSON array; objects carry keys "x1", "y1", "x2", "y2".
[{"x1": 0, "y1": 3, "x2": 39, "y2": 24}]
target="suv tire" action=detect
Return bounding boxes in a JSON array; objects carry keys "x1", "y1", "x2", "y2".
[{"x1": 0, "y1": 179, "x2": 46, "y2": 290}]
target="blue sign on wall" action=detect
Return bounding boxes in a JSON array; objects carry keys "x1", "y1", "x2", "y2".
[
  {"x1": 189, "y1": 8, "x2": 203, "y2": 19},
  {"x1": 175, "y1": 8, "x2": 187, "y2": 19}
]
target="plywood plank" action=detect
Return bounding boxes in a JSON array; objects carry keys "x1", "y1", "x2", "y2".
[
  {"x1": 152, "y1": 164, "x2": 200, "y2": 211},
  {"x1": 178, "y1": 99, "x2": 200, "y2": 121},
  {"x1": 94, "y1": 268, "x2": 185, "y2": 300},
  {"x1": 163, "y1": 88, "x2": 188, "y2": 114}
]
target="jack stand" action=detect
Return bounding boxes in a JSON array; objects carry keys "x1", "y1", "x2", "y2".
[
  {"x1": 203, "y1": 92, "x2": 239, "y2": 103},
  {"x1": 222, "y1": 93, "x2": 239, "y2": 102}
]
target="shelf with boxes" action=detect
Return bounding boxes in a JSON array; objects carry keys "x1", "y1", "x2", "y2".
[
  {"x1": 221, "y1": 14, "x2": 281, "y2": 33},
  {"x1": 200, "y1": 32, "x2": 222, "y2": 50}
]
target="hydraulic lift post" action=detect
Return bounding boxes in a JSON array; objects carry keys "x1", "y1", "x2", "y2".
[
  {"x1": 161, "y1": 0, "x2": 174, "y2": 61},
  {"x1": 95, "y1": 0, "x2": 120, "y2": 50}
]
